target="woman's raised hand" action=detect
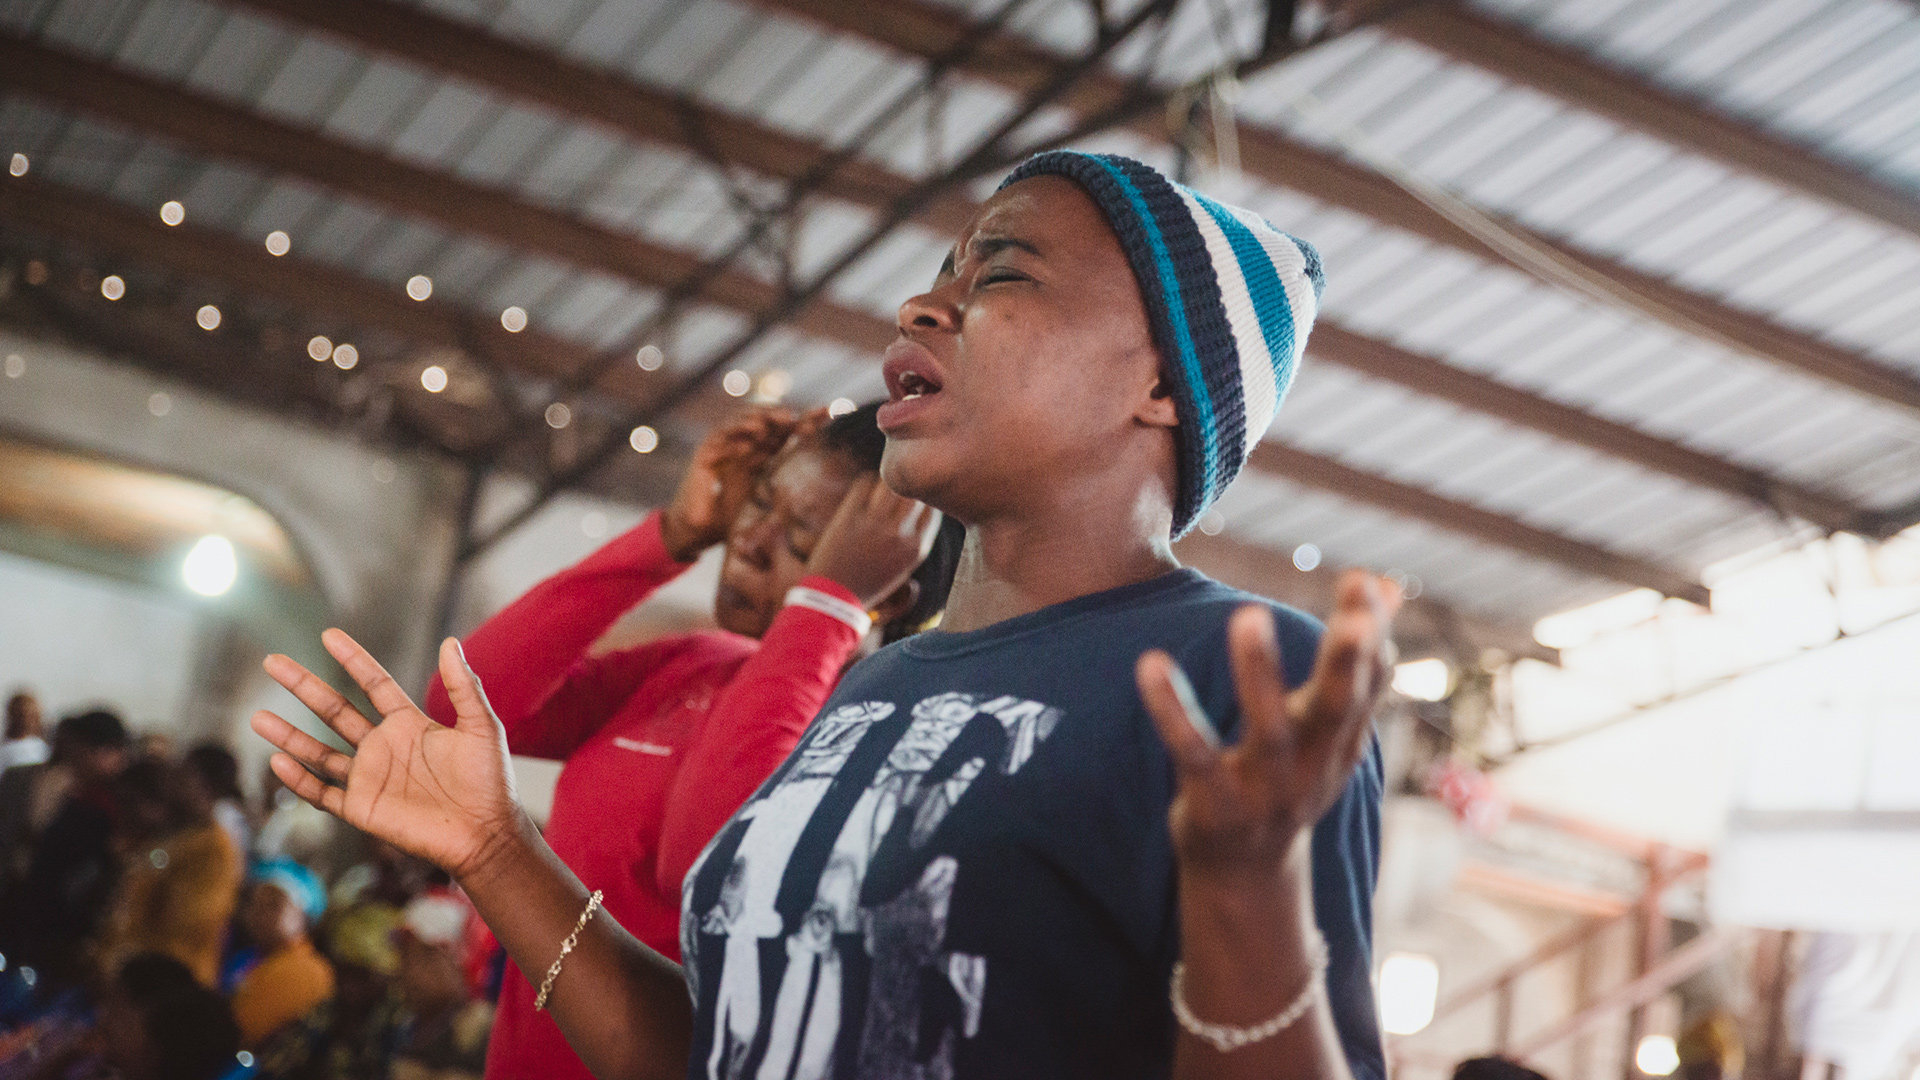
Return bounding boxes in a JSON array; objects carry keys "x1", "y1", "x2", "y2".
[
  {"x1": 805, "y1": 474, "x2": 943, "y2": 611},
  {"x1": 250, "y1": 631, "x2": 522, "y2": 881},
  {"x1": 659, "y1": 407, "x2": 800, "y2": 562},
  {"x1": 1136, "y1": 571, "x2": 1399, "y2": 877}
]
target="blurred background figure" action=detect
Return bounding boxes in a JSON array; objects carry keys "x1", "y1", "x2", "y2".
[
  {"x1": 229, "y1": 858, "x2": 334, "y2": 1050},
  {"x1": 0, "y1": 952, "x2": 241, "y2": 1080},
  {"x1": 254, "y1": 899, "x2": 407, "y2": 1080},
  {"x1": 183, "y1": 742, "x2": 252, "y2": 859},
  {"x1": 3, "y1": 709, "x2": 131, "y2": 989},
  {"x1": 390, "y1": 891, "x2": 493, "y2": 1080},
  {"x1": 96, "y1": 755, "x2": 242, "y2": 987},
  {"x1": 0, "y1": 694, "x2": 46, "y2": 773}
]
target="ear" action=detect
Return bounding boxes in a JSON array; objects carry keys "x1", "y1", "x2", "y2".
[
  {"x1": 1134, "y1": 375, "x2": 1179, "y2": 429},
  {"x1": 871, "y1": 579, "x2": 922, "y2": 634}
]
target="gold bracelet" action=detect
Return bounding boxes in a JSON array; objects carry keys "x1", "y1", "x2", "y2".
[
  {"x1": 1170, "y1": 935, "x2": 1329, "y2": 1053},
  {"x1": 534, "y1": 889, "x2": 604, "y2": 1012}
]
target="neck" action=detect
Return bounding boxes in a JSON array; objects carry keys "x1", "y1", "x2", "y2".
[{"x1": 939, "y1": 480, "x2": 1179, "y2": 634}]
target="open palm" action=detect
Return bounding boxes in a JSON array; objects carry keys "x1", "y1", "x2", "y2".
[
  {"x1": 251, "y1": 631, "x2": 520, "y2": 880},
  {"x1": 1137, "y1": 571, "x2": 1399, "y2": 875}
]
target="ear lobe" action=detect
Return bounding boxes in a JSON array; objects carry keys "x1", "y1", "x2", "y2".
[{"x1": 1137, "y1": 378, "x2": 1179, "y2": 429}]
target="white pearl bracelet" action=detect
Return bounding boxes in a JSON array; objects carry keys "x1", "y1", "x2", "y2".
[{"x1": 1170, "y1": 935, "x2": 1329, "y2": 1053}]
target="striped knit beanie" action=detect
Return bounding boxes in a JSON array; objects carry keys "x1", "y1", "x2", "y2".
[{"x1": 999, "y1": 151, "x2": 1324, "y2": 538}]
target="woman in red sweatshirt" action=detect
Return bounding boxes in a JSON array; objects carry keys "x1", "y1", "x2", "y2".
[{"x1": 422, "y1": 402, "x2": 962, "y2": 1080}]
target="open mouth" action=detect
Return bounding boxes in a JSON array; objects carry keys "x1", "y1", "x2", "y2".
[
  {"x1": 896, "y1": 369, "x2": 940, "y2": 401},
  {"x1": 882, "y1": 340, "x2": 946, "y2": 404}
]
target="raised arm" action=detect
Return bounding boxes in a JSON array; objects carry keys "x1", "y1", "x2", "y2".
[
  {"x1": 423, "y1": 407, "x2": 798, "y2": 756},
  {"x1": 655, "y1": 476, "x2": 941, "y2": 895},
  {"x1": 1136, "y1": 571, "x2": 1397, "y2": 1080},
  {"x1": 253, "y1": 632, "x2": 690, "y2": 1080}
]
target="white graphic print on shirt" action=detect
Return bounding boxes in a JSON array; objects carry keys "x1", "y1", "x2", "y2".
[{"x1": 685, "y1": 692, "x2": 1061, "y2": 1080}]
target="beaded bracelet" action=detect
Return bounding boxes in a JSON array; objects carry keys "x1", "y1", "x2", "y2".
[
  {"x1": 1170, "y1": 935, "x2": 1329, "y2": 1053},
  {"x1": 534, "y1": 889, "x2": 604, "y2": 1012}
]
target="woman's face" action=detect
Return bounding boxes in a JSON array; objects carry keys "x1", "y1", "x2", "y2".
[
  {"x1": 877, "y1": 176, "x2": 1167, "y2": 522},
  {"x1": 713, "y1": 444, "x2": 864, "y2": 638},
  {"x1": 241, "y1": 881, "x2": 305, "y2": 952}
]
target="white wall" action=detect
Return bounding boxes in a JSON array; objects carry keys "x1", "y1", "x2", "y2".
[{"x1": 0, "y1": 548, "x2": 204, "y2": 731}]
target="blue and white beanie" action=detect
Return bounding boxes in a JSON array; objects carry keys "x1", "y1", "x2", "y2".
[{"x1": 1000, "y1": 151, "x2": 1324, "y2": 538}]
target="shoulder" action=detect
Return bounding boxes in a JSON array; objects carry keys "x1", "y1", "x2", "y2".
[{"x1": 1168, "y1": 574, "x2": 1324, "y2": 643}]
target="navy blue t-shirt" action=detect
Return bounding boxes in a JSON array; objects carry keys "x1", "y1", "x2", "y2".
[{"x1": 681, "y1": 568, "x2": 1384, "y2": 1080}]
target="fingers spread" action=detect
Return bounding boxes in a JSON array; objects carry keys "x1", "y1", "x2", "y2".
[
  {"x1": 1137, "y1": 650, "x2": 1224, "y2": 779},
  {"x1": 321, "y1": 629, "x2": 418, "y2": 720},
  {"x1": 1226, "y1": 605, "x2": 1295, "y2": 755},
  {"x1": 249, "y1": 710, "x2": 353, "y2": 784},
  {"x1": 266, "y1": 751, "x2": 345, "y2": 818},
  {"x1": 262, "y1": 653, "x2": 375, "y2": 747}
]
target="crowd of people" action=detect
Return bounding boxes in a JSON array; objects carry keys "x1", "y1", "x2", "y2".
[{"x1": 0, "y1": 693, "x2": 501, "y2": 1080}]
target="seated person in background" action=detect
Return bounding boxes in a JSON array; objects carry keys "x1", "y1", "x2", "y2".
[
  {"x1": 5, "y1": 710, "x2": 132, "y2": 990},
  {"x1": 419, "y1": 402, "x2": 961, "y2": 1080},
  {"x1": 255, "y1": 902, "x2": 407, "y2": 1080},
  {"x1": 0, "y1": 692, "x2": 47, "y2": 772},
  {"x1": 230, "y1": 859, "x2": 335, "y2": 1049},
  {"x1": 391, "y1": 892, "x2": 494, "y2": 1080},
  {"x1": 0, "y1": 953, "x2": 241, "y2": 1080},
  {"x1": 96, "y1": 757, "x2": 242, "y2": 988},
  {"x1": 182, "y1": 743, "x2": 252, "y2": 859}
]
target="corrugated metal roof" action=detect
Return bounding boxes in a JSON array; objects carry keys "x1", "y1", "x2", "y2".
[{"x1": 4, "y1": 0, "x2": 1917, "y2": 631}]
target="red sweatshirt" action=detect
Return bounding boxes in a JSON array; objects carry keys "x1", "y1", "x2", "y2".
[{"x1": 422, "y1": 512, "x2": 862, "y2": 1080}]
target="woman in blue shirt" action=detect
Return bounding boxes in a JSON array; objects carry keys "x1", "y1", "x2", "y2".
[{"x1": 252, "y1": 150, "x2": 1397, "y2": 1080}]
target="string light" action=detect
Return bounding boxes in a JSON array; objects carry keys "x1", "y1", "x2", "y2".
[
  {"x1": 100, "y1": 275, "x2": 125, "y2": 300},
  {"x1": 827, "y1": 397, "x2": 856, "y2": 417},
  {"x1": 721, "y1": 370, "x2": 751, "y2": 397},
  {"x1": 331, "y1": 343, "x2": 359, "y2": 370},
  {"x1": 1196, "y1": 510, "x2": 1226, "y2": 536},
  {"x1": 420, "y1": 365, "x2": 448, "y2": 393},
  {"x1": 7, "y1": 153, "x2": 26, "y2": 177},
  {"x1": 754, "y1": 369, "x2": 792, "y2": 402},
  {"x1": 5, "y1": 354, "x2": 24, "y2": 379},
  {"x1": 1292, "y1": 543, "x2": 1322, "y2": 572},
  {"x1": 307, "y1": 335, "x2": 332, "y2": 361},
  {"x1": 23, "y1": 261, "x2": 47, "y2": 286},
  {"x1": 628, "y1": 425, "x2": 659, "y2": 453},
  {"x1": 160, "y1": 201, "x2": 185, "y2": 226},
  {"x1": 580, "y1": 510, "x2": 608, "y2": 539},
  {"x1": 264, "y1": 231, "x2": 290, "y2": 256},
  {"x1": 635, "y1": 345, "x2": 663, "y2": 371},
  {"x1": 147, "y1": 392, "x2": 171, "y2": 417},
  {"x1": 405, "y1": 275, "x2": 432, "y2": 301},
  {"x1": 544, "y1": 402, "x2": 571, "y2": 429},
  {"x1": 500, "y1": 305, "x2": 527, "y2": 332},
  {"x1": 196, "y1": 304, "x2": 221, "y2": 330}
]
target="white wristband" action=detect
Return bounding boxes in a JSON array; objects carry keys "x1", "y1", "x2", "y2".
[{"x1": 784, "y1": 585, "x2": 872, "y2": 636}]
